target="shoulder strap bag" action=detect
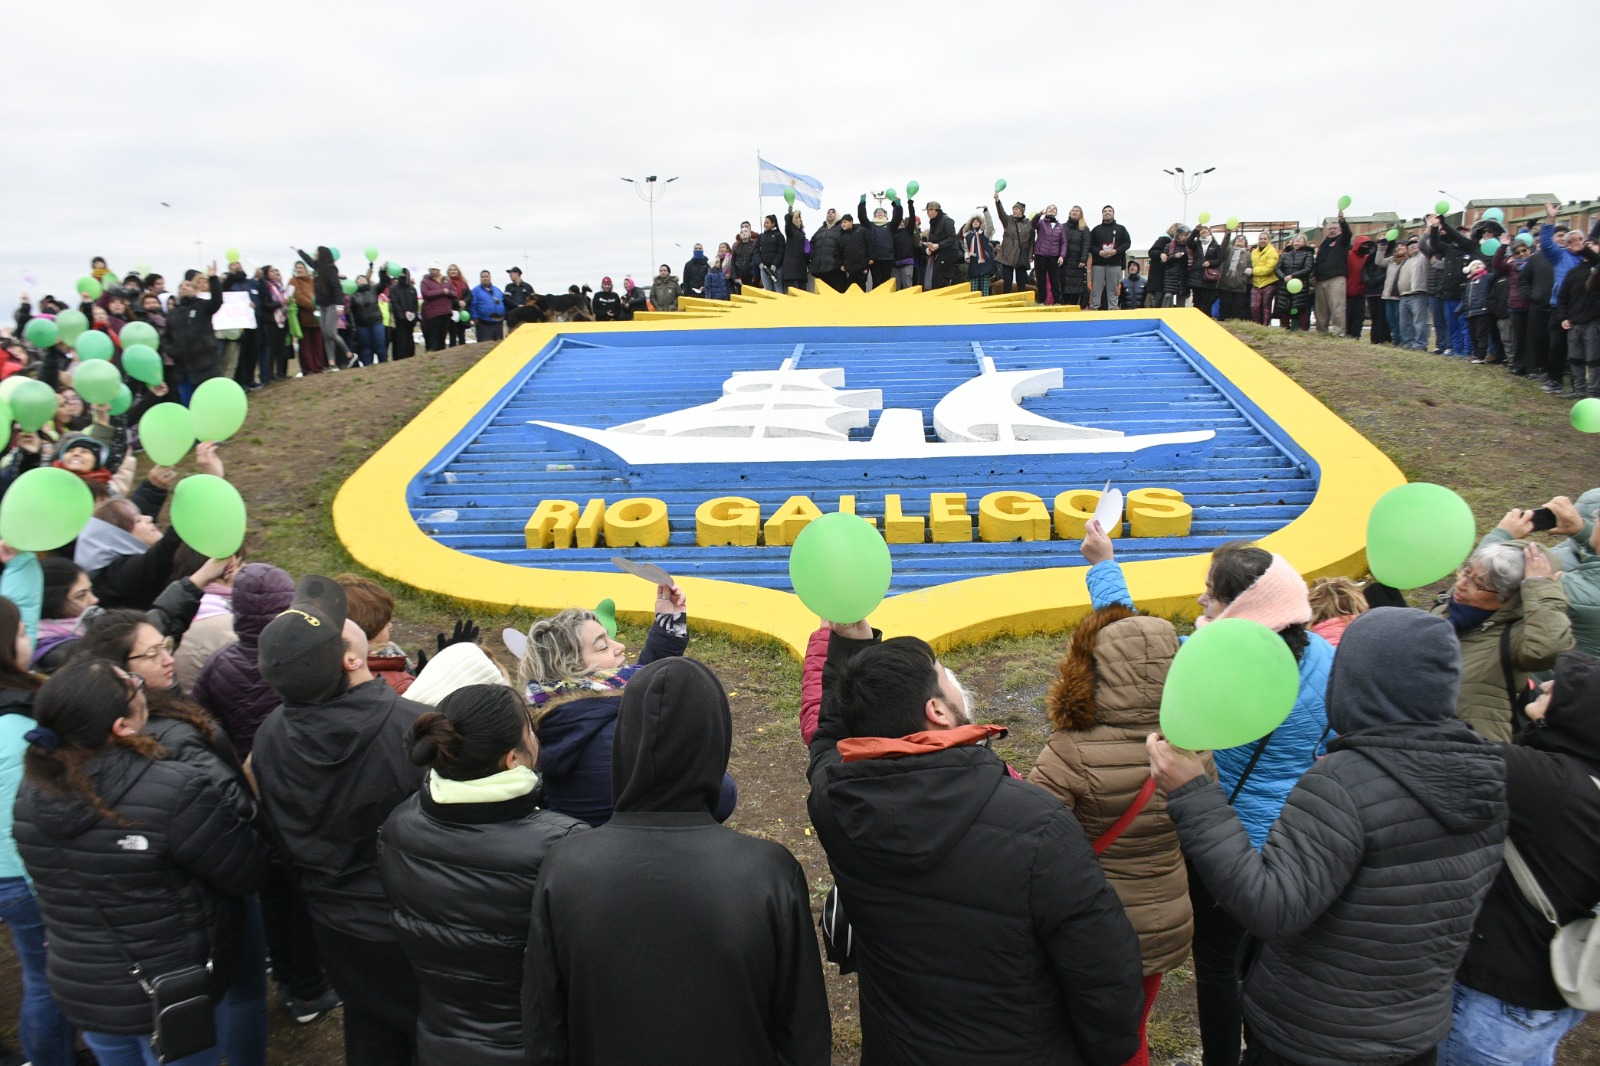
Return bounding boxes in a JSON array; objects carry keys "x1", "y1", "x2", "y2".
[{"x1": 1502, "y1": 786, "x2": 1600, "y2": 1011}]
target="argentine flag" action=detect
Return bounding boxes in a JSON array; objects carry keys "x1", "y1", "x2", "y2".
[{"x1": 759, "y1": 158, "x2": 824, "y2": 210}]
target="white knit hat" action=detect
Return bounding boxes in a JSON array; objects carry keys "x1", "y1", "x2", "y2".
[{"x1": 407, "y1": 644, "x2": 512, "y2": 707}]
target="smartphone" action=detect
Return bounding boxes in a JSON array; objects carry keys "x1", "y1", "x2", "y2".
[{"x1": 1529, "y1": 507, "x2": 1557, "y2": 532}]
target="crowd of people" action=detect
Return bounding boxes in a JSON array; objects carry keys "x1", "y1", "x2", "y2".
[{"x1": 0, "y1": 384, "x2": 1598, "y2": 1065}]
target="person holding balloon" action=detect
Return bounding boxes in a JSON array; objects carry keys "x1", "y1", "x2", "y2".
[
  {"x1": 1149, "y1": 606, "x2": 1508, "y2": 1066},
  {"x1": 1274, "y1": 234, "x2": 1314, "y2": 331},
  {"x1": 1028, "y1": 602, "x2": 1210, "y2": 1066},
  {"x1": 1083, "y1": 525, "x2": 1333, "y2": 1066}
]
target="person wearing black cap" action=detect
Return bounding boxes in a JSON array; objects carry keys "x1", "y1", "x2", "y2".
[
  {"x1": 504, "y1": 267, "x2": 533, "y2": 319},
  {"x1": 250, "y1": 575, "x2": 429, "y2": 1066},
  {"x1": 1151, "y1": 607, "x2": 1509, "y2": 1066},
  {"x1": 523, "y1": 657, "x2": 830, "y2": 1065},
  {"x1": 1441, "y1": 651, "x2": 1600, "y2": 1064}
]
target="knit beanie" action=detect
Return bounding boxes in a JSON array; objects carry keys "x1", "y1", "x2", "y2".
[{"x1": 407, "y1": 644, "x2": 512, "y2": 708}]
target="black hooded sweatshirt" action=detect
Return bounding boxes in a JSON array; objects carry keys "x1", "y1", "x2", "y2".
[
  {"x1": 1458, "y1": 650, "x2": 1600, "y2": 1010},
  {"x1": 806, "y1": 631, "x2": 1143, "y2": 1066},
  {"x1": 523, "y1": 657, "x2": 830, "y2": 1066},
  {"x1": 1168, "y1": 608, "x2": 1508, "y2": 1066}
]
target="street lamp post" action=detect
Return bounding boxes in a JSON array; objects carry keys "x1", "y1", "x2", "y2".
[
  {"x1": 160, "y1": 201, "x2": 204, "y2": 265},
  {"x1": 493, "y1": 225, "x2": 529, "y2": 272},
  {"x1": 621, "y1": 175, "x2": 679, "y2": 269},
  {"x1": 1161, "y1": 166, "x2": 1216, "y2": 225}
]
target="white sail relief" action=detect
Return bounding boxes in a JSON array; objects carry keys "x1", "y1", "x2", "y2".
[{"x1": 530, "y1": 363, "x2": 1215, "y2": 466}]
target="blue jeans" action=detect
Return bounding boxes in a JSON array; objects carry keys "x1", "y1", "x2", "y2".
[
  {"x1": 217, "y1": 897, "x2": 268, "y2": 1066},
  {"x1": 760, "y1": 263, "x2": 784, "y2": 292},
  {"x1": 1385, "y1": 300, "x2": 1401, "y2": 345},
  {"x1": 1432, "y1": 296, "x2": 1449, "y2": 350},
  {"x1": 1442, "y1": 298, "x2": 1470, "y2": 355},
  {"x1": 1401, "y1": 294, "x2": 1431, "y2": 350},
  {"x1": 1438, "y1": 981, "x2": 1585, "y2": 1066},
  {"x1": 355, "y1": 323, "x2": 386, "y2": 366},
  {"x1": 82, "y1": 1029, "x2": 223, "y2": 1066},
  {"x1": 0, "y1": 876, "x2": 77, "y2": 1066}
]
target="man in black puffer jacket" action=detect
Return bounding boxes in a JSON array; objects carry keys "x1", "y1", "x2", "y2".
[
  {"x1": 1312, "y1": 213, "x2": 1352, "y2": 334},
  {"x1": 837, "y1": 215, "x2": 869, "y2": 292},
  {"x1": 810, "y1": 211, "x2": 844, "y2": 292},
  {"x1": 1152, "y1": 607, "x2": 1507, "y2": 1066},
  {"x1": 808, "y1": 626, "x2": 1142, "y2": 1066},
  {"x1": 252, "y1": 576, "x2": 428, "y2": 1066},
  {"x1": 164, "y1": 266, "x2": 225, "y2": 385}
]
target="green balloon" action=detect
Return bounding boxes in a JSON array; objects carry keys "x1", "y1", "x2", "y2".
[
  {"x1": 1197, "y1": 211, "x2": 1212, "y2": 225},
  {"x1": 462, "y1": 310, "x2": 473, "y2": 323},
  {"x1": 885, "y1": 187, "x2": 898, "y2": 203},
  {"x1": 0, "y1": 377, "x2": 25, "y2": 404},
  {"x1": 1434, "y1": 200, "x2": 1450, "y2": 216},
  {"x1": 23, "y1": 318, "x2": 58, "y2": 348},
  {"x1": 76, "y1": 276, "x2": 102, "y2": 298},
  {"x1": 994, "y1": 178, "x2": 1007, "y2": 193},
  {"x1": 122, "y1": 344, "x2": 163, "y2": 386},
  {"x1": 788, "y1": 512, "x2": 893, "y2": 623},
  {"x1": 110, "y1": 384, "x2": 134, "y2": 416},
  {"x1": 190, "y1": 377, "x2": 248, "y2": 442},
  {"x1": 0, "y1": 467, "x2": 95, "y2": 551},
  {"x1": 1572, "y1": 397, "x2": 1600, "y2": 434},
  {"x1": 1226, "y1": 215, "x2": 1240, "y2": 229},
  {"x1": 9, "y1": 379, "x2": 58, "y2": 432},
  {"x1": 1516, "y1": 233, "x2": 1535, "y2": 247},
  {"x1": 364, "y1": 245, "x2": 379, "y2": 262},
  {"x1": 1484, "y1": 207, "x2": 1505, "y2": 224},
  {"x1": 225, "y1": 247, "x2": 241, "y2": 263},
  {"x1": 386, "y1": 260, "x2": 403, "y2": 278},
  {"x1": 72, "y1": 359, "x2": 123, "y2": 405},
  {"x1": 1159, "y1": 619, "x2": 1300, "y2": 751},
  {"x1": 0, "y1": 399, "x2": 9, "y2": 431},
  {"x1": 783, "y1": 186, "x2": 796, "y2": 205},
  {"x1": 595, "y1": 597, "x2": 617, "y2": 638},
  {"x1": 1386, "y1": 228, "x2": 1401, "y2": 242},
  {"x1": 906, "y1": 180, "x2": 919, "y2": 198},
  {"x1": 1286, "y1": 278, "x2": 1304, "y2": 294},
  {"x1": 74, "y1": 330, "x2": 114, "y2": 362},
  {"x1": 341, "y1": 278, "x2": 357, "y2": 295},
  {"x1": 119, "y1": 320, "x2": 160, "y2": 351},
  {"x1": 170, "y1": 474, "x2": 246, "y2": 558},
  {"x1": 1479, "y1": 238, "x2": 1500, "y2": 257},
  {"x1": 329, "y1": 247, "x2": 341, "y2": 261},
  {"x1": 53, "y1": 309, "x2": 89, "y2": 346},
  {"x1": 1338, "y1": 195, "x2": 1352, "y2": 211},
  {"x1": 1366, "y1": 482, "x2": 1477, "y2": 589},
  {"x1": 138, "y1": 402, "x2": 196, "y2": 465}
]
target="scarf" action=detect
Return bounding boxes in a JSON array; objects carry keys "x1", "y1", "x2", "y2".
[
  {"x1": 52, "y1": 461, "x2": 111, "y2": 485},
  {"x1": 525, "y1": 664, "x2": 639, "y2": 707},
  {"x1": 1194, "y1": 554, "x2": 1312, "y2": 633},
  {"x1": 194, "y1": 586, "x2": 234, "y2": 622},
  {"x1": 964, "y1": 229, "x2": 988, "y2": 262},
  {"x1": 428, "y1": 765, "x2": 538, "y2": 804},
  {"x1": 1445, "y1": 599, "x2": 1496, "y2": 633}
]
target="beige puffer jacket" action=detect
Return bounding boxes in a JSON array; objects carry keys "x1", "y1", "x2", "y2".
[{"x1": 1028, "y1": 611, "x2": 1201, "y2": 976}]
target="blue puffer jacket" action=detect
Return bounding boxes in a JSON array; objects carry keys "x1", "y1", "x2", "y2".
[
  {"x1": 1088, "y1": 560, "x2": 1333, "y2": 848},
  {"x1": 469, "y1": 284, "x2": 505, "y2": 321}
]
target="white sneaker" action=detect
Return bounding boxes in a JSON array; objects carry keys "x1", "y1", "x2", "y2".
[
  {"x1": 329, "y1": 365, "x2": 340, "y2": 372},
  {"x1": 295, "y1": 372, "x2": 304, "y2": 378}
]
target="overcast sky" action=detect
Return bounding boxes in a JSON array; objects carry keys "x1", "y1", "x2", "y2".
[{"x1": 6, "y1": 0, "x2": 1596, "y2": 307}]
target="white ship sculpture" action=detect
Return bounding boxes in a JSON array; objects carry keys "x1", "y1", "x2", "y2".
[{"x1": 530, "y1": 360, "x2": 1214, "y2": 466}]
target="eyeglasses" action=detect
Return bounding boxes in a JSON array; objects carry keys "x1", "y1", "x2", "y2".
[
  {"x1": 1456, "y1": 567, "x2": 1497, "y2": 595},
  {"x1": 127, "y1": 636, "x2": 175, "y2": 664},
  {"x1": 126, "y1": 673, "x2": 146, "y2": 701}
]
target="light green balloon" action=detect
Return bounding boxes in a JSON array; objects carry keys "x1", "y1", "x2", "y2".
[
  {"x1": 54, "y1": 309, "x2": 89, "y2": 346},
  {"x1": 788, "y1": 512, "x2": 892, "y2": 623},
  {"x1": 225, "y1": 247, "x2": 242, "y2": 263},
  {"x1": 0, "y1": 377, "x2": 25, "y2": 404},
  {"x1": 364, "y1": 245, "x2": 379, "y2": 262},
  {"x1": 1286, "y1": 278, "x2": 1304, "y2": 294},
  {"x1": 122, "y1": 344, "x2": 163, "y2": 386},
  {"x1": 1572, "y1": 397, "x2": 1600, "y2": 434},
  {"x1": 9, "y1": 379, "x2": 58, "y2": 432},
  {"x1": 138, "y1": 402, "x2": 196, "y2": 465},
  {"x1": 1434, "y1": 200, "x2": 1451, "y2": 216},
  {"x1": 341, "y1": 278, "x2": 357, "y2": 295},
  {"x1": 23, "y1": 318, "x2": 58, "y2": 348},
  {"x1": 1197, "y1": 211, "x2": 1211, "y2": 225},
  {"x1": 0, "y1": 467, "x2": 95, "y2": 551},
  {"x1": 76, "y1": 276, "x2": 101, "y2": 299},
  {"x1": 1225, "y1": 215, "x2": 1240, "y2": 229},
  {"x1": 1365, "y1": 482, "x2": 1477, "y2": 589},
  {"x1": 110, "y1": 384, "x2": 134, "y2": 416},
  {"x1": 1338, "y1": 195, "x2": 1352, "y2": 211},
  {"x1": 170, "y1": 474, "x2": 246, "y2": 558},
  {"x1": 1159, "y1": 619, "x2": 1300, "y2": 751},
  {"x1": 189, "y1": 378, "x2": 248, "y2": 442},
  {"x1": 72, "y1": 360, "x2": 124, "y2": 405},
  {"x1": 74, "y1": 330, "x2": 114, "y2": 362},
  {"x1": 885, "y1": 187, "x2": 898, "y2": 203},
  {"x1": 1386, "y1": 228, "x2": 1401, "y2": 242},
  {"x1": 906, "y1": 180, "x2": 919, "y2": 197},
  {"x1": 595, "y1": 597, "x2": 617, "y2": 638},
  {"x1": 994, "y1": 178, "x2": 1007, "y2": 194},
  {"x1": 120, "y1": 321, "x2": 160, "y2": 351}
]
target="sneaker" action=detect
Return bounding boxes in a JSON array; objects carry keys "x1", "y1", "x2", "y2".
[
  {"x1": 1441, "y1": 349, "x2": 1455, "y2": 358},
  {"x1": 328, "y1": 365, "x2": 340, "y2": 372},
  {"x1": 1565, "y1": 387, "x2": 1585, "y2": 399},
  {"x1": 295, "y1": 372, "x2": 304, "y2": 379},
  {"x1": 281, "y1": 987, "x2": 341, "y2": 1024},
  {"x1": 1432, "y1": 347, "x2": 1445, "y2": 354},
  {"x1": 1542, "y1": 381, "x2": 1565, "y2": 393},
  {"x1": 1469, "y1": 357, "x2": 1487, "y2": 364}
]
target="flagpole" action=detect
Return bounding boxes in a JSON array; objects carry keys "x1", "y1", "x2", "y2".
[{"x1": 755, "y1": 148, "x2": 762, "y2": 222}]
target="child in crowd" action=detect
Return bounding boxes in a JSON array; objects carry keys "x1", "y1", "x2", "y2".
[{"x1": 1307, "y1": 576, "x2": 1370, "y2": 647}]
